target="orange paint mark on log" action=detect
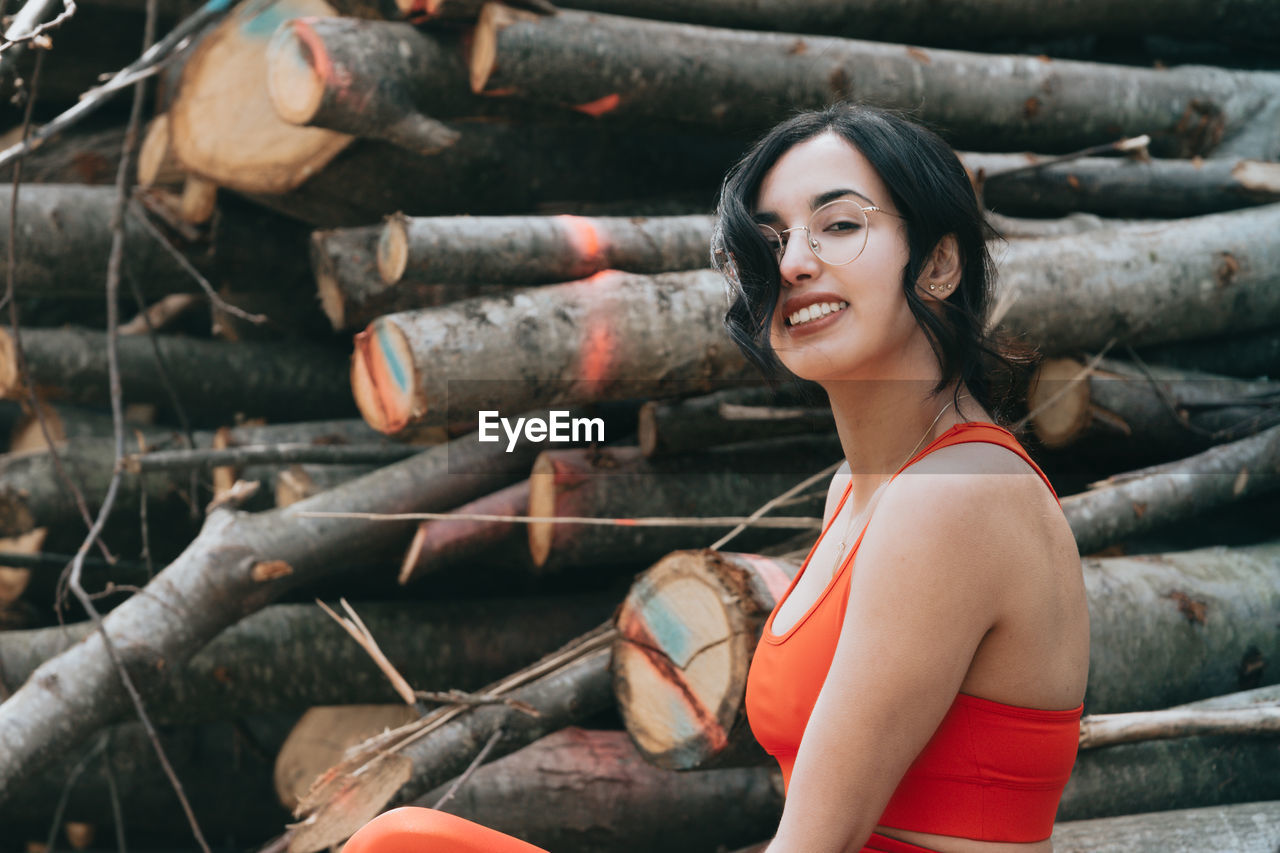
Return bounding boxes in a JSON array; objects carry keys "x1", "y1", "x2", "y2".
[
  {"x1": 615, "y1": 518, "x2": 637, "y2": 526},
  {"x1": 291, "y1": 18, "x2": 333, "y2": 84},
  {"x1": 736, "y1": 553, "x2": 793, "y2": 602},
  {"x1": 482, "y1": 86, "x2": 520, "y2": 97},
  {"x1": 572, "y1": 93, "x2": 622, "y2": 116},
  {"x1": 578, "y1": 312, "x2": 615, "y2": 387},
  {"x1": 252, "y1": 560, "x2": 293, "y2": 582},
  {"x1": 906, "y1": 47, "x2": 931, "y2": 64},
  {"x1": 557, "y1": 215, "x2": 604, "y2": 267}
]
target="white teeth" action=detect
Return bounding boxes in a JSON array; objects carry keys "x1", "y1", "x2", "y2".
[{"x1": 788, "y1": 301, "x2": 848, "y2": 327}]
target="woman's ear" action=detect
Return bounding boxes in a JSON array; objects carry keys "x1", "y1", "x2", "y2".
[{"x1": 917, "y1": 234, "x2": 962, "y2": 299}]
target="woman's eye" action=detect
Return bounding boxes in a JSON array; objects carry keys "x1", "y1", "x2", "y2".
[{"x1": 827, "y1": 220, "x2": 862, "y2": 232}]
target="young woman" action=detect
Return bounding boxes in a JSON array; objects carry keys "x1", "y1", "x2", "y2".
[
  {"x1": 343, "y1": 103, "x2": 1089, "y2": 853},
  {"x1": 722, "y1": 104, "x2": 1089, "y2": 853}
]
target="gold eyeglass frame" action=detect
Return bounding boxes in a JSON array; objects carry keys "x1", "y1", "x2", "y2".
[{"x1": 759, "y1": 198, "x2": 904, "y2": 267}]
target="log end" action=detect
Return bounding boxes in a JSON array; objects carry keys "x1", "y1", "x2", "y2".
[
  {"x1": 311, "y1": 232, "x2": 347, "y2": 332},
  {"x1": 0, "y1": 328, "x2": 21, "y2": 399},
  {"x1": 637, "y1": 400, "x2": 659, "y2": 457},
  {"x1": 377, "y1": 214, "x2": 410, "y2": 285},
  {"x1": 1028, "y1": 358, "x2": 1092, "y2": 448},
  {"x1": 527, "y1": 450, "x2": 556, "y2": 568},
  {"x1": 266, "y1": 19, "x2": 329, "y2": 127},
  {"x1": 398, "y1": 521, "x2": 430, "y2": 585},
  {"x1": 180, "y1": 176, "x2": 218, "y2": 225},
  {"x1": 138, "y1": 114, "x2": 183, "y2": 189},
  {"x1": 612, "y1": 550, "x2": 744, "y2": 770},
  {"x1": 275, "y1": 465, "x2": 316, "y2": 508},
  {"x1": 468, "y1": 3, "x2": 508, "y2": 93},
  {"x1": 351, "y1": 319, "x2": 418, "y2": 434}
]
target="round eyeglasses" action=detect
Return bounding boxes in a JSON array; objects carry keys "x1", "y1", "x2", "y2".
[{"x1": 758, "y1": 198, "x2": 901, "y2": 267}]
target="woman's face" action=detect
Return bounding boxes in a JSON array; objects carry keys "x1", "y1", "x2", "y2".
[{"x1": 755, "y1": 131, "x2": 924, "y2": 386}]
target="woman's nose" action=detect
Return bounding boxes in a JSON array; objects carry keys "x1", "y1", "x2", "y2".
[{"x1": 778, "y1": 230, "x2": 819, "y2": 285}]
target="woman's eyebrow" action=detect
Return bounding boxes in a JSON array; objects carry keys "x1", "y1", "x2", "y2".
[{"x1": 754, "y1": 188, "x2": 876, "y2": 223}]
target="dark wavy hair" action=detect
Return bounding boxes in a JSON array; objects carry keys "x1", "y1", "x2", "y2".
[{"x1": 712, "y1": 103, "x2": 1037, "y2": 427}]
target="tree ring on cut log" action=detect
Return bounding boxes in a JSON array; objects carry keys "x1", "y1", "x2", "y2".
[
  {"x1": 613, "y1": 550, "x2": 760, "y2": 770},
  {"x1": 1029, "y1": 357, "x2": 1093, "y2": 448},
  {"x1": 526, "y1": 451, "x2": 559, "y2": 567},
  {"x1": 266, "y1": 19, "x2": 329, "y2": 126},
  {"x1": 352, "y1": 319, "x2": 419, "y2": 433},
  {"x1": 377, "y1": 214, "x2": 411, "y2": 285}
]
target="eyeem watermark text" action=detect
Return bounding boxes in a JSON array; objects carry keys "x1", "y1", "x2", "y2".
[{"x1": 478, "y1": 410, "x2": 605, "y2": 452}]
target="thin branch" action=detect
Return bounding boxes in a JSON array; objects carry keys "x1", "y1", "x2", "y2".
[
  {"x1": 429, "y1": 726, "x2": 505, "y2": 811},
  {"x1": 0, "y1": 0, "x2": 76, "y2": 55},
  {"x1": 125, "y1": 442, "x2": 421, "y2": 474},
  {"x1": 414, "y1": 689, "x2": 539, "y2": 717},
  {"x1": 59, "y1": 0, "x2": 211, "y2": 847},
  {"x1": 1079, "y1": 704, "x2": 1280, "y2": 750},
  {"x1": 1010, "y1": 337, "x2": 1119, "y2": 433},
  {"x1": 708, "y1": 460, "x2": 844, "y2": 551},
  {"x1": 103, "y1": 729, "x2": 127, "y2": 853},
  {"x1": 316, "y1": 598, "x2": 417, "y2": 706},
  {"x1": 127, "y1": 200, "x2": 269, "y2": 325},
  {"x1": 0, "y1": 549, "x2": 146, "y2": 573},
  {"x1": 979, "y1": 134, "x2": 1151, "y2": 184},
  {"x1": 298, "y1": 509, "x2": 822, "y2": 530},
  {"x1": 45, "y1": 733, "x2": 108, "y2": 853}
]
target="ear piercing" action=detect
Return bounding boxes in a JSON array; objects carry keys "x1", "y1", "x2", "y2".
[{"x1": 928, "y1": 283, "x2": 953, "y2": 292}]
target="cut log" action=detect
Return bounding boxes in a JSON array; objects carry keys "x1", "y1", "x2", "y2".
[
  {"x1": 266, "y1": 18, "x2": 472, "y2": 152},
  {"x1": 287, "y1": 626, "x2": 615, "y2": 852},
  {"x1": 351, "y1": 269, "x2": 753, "y2": 433},
  {"x1": 377, "y1": 212, "x2": 715, "y2": 289},
  {"x1": 546, "y1": 0, "x2": 1280, "y2": 47},
  {"x1": 399, "y1": 480, "x2": 531, "y2": 585},
  {"x1": 276, "y1": 706, "x2": 421, "y2": 810},
  {"x1": 415, "y1": 727, "x2": 784, "y2": 853},
  {"x1": 1052, "y1": 800, "x2": 1280, "y2": 853},
  {"x1": 168, "y1": 0, "x2": 354, "y2": 194},
  {"x1": 612, "y1": 540, "x2": 1280, "y2": 769},
  {"x1": 243, "y1": 118, "x2": 740, "y2": 228},
  {"x1": 137, "y1": 113, "x2": 185, "y2": 188},
  {"x1": 995, "y1": 203, "x2": 1280, "y2": 354},
  {"x1": 312, "y1": 225, "x2": 505, "y2": 332},
  {"x1": 984, "y1": 211, "x2": 1136, "y2": 240},
  {"x1": 469, "y1": 4, "x2": 1280, "y2": 157},
  {"x1": 0, "y1": 595, "x2": 615, "y2": 724},
  {"x1": 274, "y1": 464, "x2": 377, "y2": 506},
  {"x1": 1136, "y1": 326, "x2": 1280, "y2": 380},
  {"x1": 0, "y1": 327, "x2": 358, "y2": 425},
  {"x1": 527, "y1": 438, "x2": 839, "y2": 574},
  {"x1": 1028, "y1": 357, "x2": 1280, "y2": 454},
  {"x1": 1061, "y1": 422, "x2": 1280, "y2": 556},
  {"x1": 964, "y1": 152, "x2": 1280, "y2": 218},
  {"x1": 7, "y1": 401, "x2": 157, "y2": 454},
  {"x1": 637, "y1": 385, "x2": 830, "y2": 457},
  {"x1": 396, "y1": 0, "x2": 554, "y2": 21},
  {"x1": 0, "y1": 421, "x2": 550, "y2": 802}
]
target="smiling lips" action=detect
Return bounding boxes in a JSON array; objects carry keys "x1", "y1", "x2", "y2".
[{"x1": 785, "y1": 300, "x2": 849, "y2": 327}]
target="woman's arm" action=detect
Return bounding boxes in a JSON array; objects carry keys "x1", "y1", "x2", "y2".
[{"x1": 766, "y1": 470, "x2": 1020, "y2": 853}]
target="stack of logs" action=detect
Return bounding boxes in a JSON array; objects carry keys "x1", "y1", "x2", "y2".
[{"x1": 0, "y1": 0, "x2": 1279, "y2": 850}]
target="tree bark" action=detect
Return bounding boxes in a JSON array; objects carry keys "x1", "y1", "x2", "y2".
[
  {"x1": 527, "y1": 439, "x2": 837, "y2": 574},
  {"x1": 469, "y1": 4, "x2": 1280, "y2": 158},
  {"x1": 415, "y1": 727, "x2": 784, "y2": 853},
  {"x1": 0, "y1": 596, "x2": 616, "y2": 724},
  {"x1": 168, "y1": 0, "x2": 354, "y2": 194},
  {"x1": 243, "y1": 119, "x2": 739, "y2": 228},
  {"x1": 0, "y1": 424, "x2": 546, "y2": 804},
  {"x1": 0, "y1": 326, "x2": 358, "y2": 425},
  {"x1": 266, "y1": 18, "x2": 473, "y2": 152},
  {"x1": 287, "y1": 626, "x2": 616, "y2": 852},
  {"x1": 399, "y1": 480, "x2": 532, "y2": 585},
  {"x1": 638, "y1": 385, "x2": 831, "y2": 457},
  {"x1": 964, "y1": 153, "x2": 1280, "y2": 218},
  {"x1": 1135, "y1": 325, "x2": 1280, "y2": 380},
  {"x1": 351, "y1": 269, "x2": 754, "y2": 434},
  {"x1": 274, "y1": 464, "x2": 377, "y2": 506},
  {"x1": 1061, "y1": 423, "x2": 1280, "y2": 556},
  {"x1": 546, "y1": 0, "x2": 1280, "y2": 48},
  {"x1": 1028, "y1": 357, "x2": 1280, "y2": 454},
  {"x1": 612, "y1": 541, "x2": 1280, "y2": 768},
  {"x1": 1051, "y1": 800, "x2": 1280, "y2": 853},
  {"x1": 312, "y1": 225, "x2": 504, "y2": 332},
  {"x1": 377, "y1": 212, "x2": 715, "y2": 289},
  {"x1": 995, "y1": 204, "x2": 1280, "y2": 354}
]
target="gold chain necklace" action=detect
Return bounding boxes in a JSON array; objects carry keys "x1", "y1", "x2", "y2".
[{"x1": 832, "y1": 395, "x2": 971, "y2": 563}]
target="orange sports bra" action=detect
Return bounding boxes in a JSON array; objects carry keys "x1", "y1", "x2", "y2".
[{"x1": 744, "y1": 421, "x2": 1083, "y2": 843}]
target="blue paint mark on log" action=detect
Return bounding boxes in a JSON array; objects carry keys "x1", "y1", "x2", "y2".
[
  {"x1": 640, "y1": 591, "x2": 693, "y2": 667},
  {"x1": 376, "y1": 322, "x2": 408, "y2": 393},
  {"x1": 240, "y1": 0, "x2": 298, "y2": 39}
]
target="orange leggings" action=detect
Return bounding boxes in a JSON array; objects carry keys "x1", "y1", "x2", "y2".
[{"x1": 345, "y1": 808, "x2": 942, "y2": 853}]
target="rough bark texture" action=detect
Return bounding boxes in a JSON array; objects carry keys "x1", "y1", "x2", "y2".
[
  {"x1": 0, "y1": 596, "x2": 614, "y2": 723},
  {"x1": 471, "y1": 4, "x2": 1280, "y2": 157},
  {"x1": 416, "y1": 727, "x2": 785, "y2": 853},
  {"x1": 995, "y1": 204, "x2": 1280, "y2": 354},
  {"x1": 638, "y1": 385, "x2": 831, "y2": 457},
  {"x1": 527, "y1": 439, "x2": 838, "y2": 573},
  {"x1": 0, "y1": 326, "x2": 358, "y2": 425},
  {"x1": 548, "y1": 0, "x2": 1280, "y2": 47},
  {"x1": 1061, "y1": 423, "x2": 1280, "y2": 556},
  {"x1": 266, "y1": 17, "x2": 474, "y2": 150},
  {"x1": 0, "y1": 426, "x2": 544, "y2": 804},
  {"x1": 244, "y1": 119, "x2": 740, "y2": 228},
  {"x1": 1136, "y1": 326, "x2": 1280, "y2": 380},
  {"x1": 351, "y1": 269, "x2": 755, "y2": 433},
  {"x1": 964, "y1": 153, "x2": 1280, "y2": 218},
  {"x1": 274, "y1": 463, "x2": 377, "y2": 505},
  {"x1": 378, "y1": 212, "x2": 715, "y2": 288},
  {"x1": 1052, "y1": 801, "x2": 1280, "y2": 853},
  {"x1": 1029, "y1": 357, "x2": 1280, "y2": 454},
  {"x1": 312, "y1": 225, "x2": 503, "y2": 332},
  {"x1": 399, "y1": 480, "x2": 532, "y2": 585}
]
